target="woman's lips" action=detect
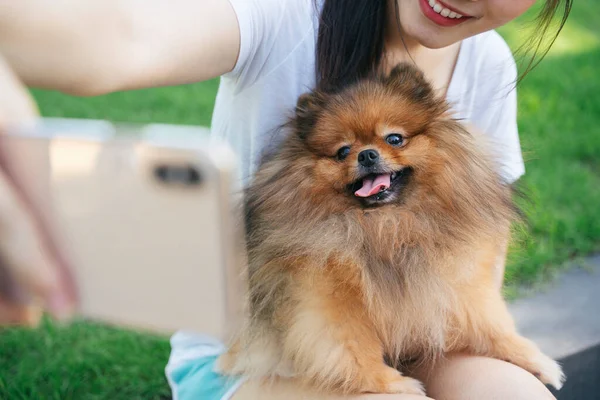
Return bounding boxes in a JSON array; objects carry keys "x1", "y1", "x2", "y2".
[{"x1": 419, "y1": 0, "x2": 473, "y2": 27}]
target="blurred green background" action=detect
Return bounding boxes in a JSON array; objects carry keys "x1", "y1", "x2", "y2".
[{"x1": 1, "y1": 1, "x2": 599, "y2": 399}]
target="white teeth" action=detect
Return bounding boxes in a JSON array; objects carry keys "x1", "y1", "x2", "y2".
[{"x1": 428, "y1": 0, "x2": 464, "y2": 19}]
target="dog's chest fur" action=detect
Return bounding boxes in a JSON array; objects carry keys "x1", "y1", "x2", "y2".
[
  {"x1": 359, "y1": 254, "x2": 459, "y2": 360},
  {"x1": 338, "y1": 213, "x2": 477, "y2": 362}
]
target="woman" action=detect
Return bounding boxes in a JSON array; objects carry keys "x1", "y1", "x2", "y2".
[{"x1": 0, "y1": 0, "x2": 571, "y2": 399}]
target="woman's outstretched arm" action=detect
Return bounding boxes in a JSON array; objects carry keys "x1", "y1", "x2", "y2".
[{"x1": 0, "y1": 0, "x2": 241, "y2": 96}]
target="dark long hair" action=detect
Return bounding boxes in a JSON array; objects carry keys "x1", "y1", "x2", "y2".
[
  {"x1": 315, "y1": 0, "x2": 573, "y2": 93},
  {"x1": 315, "y1": 1, "x2": 388, "y2": 92}
]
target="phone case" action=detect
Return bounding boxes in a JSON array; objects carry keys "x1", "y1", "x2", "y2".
[{"x1": 5, "y1": 119, "x2": 245, "y2": 340}]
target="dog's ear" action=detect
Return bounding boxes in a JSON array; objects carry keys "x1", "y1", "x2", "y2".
[
  {"x1": 386, "y1": 63, "x2": 436, "y2": 104},
  {"x1": 294, "y1": 91, "x2": 327, "y2": 140}
]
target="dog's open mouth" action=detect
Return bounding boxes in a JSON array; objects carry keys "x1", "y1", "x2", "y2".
[
  {"x1": 347, "y1": 168, "x2": 412, "y2": 205},
  {"x1": 353, "y1": 172, "x2": 395, "y2": 198}
]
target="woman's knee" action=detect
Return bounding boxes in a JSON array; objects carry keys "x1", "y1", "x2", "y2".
[
  {"x1": 411, "y1": 354, "x2": 556, "y2": 400},
  {"x1": 234, "y1": 378, "x2": 435, "y2": 400}
]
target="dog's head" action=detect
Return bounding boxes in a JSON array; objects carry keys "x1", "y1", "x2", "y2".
[{"x1": 292, "y1": 63, "x2": 450, "y2": 207}]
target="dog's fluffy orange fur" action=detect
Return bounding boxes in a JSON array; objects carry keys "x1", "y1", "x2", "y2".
[{"x1": 218, "y1": 63, "x2": 564, "y2": 395}]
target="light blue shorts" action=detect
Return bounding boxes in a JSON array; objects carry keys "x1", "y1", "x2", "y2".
[{"x1": 166, "y1": 331, "x2": 247, "y2": 400}]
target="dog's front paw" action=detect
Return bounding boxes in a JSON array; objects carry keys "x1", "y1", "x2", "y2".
[
  {"x1": 373, "y1": 366, "x2": 426, "y2": 395},
  {"x1": 530, "y1": 353, "x2": 565, "y2": 390},
  {"x1": 384, "y1": 376, "x2": 425, "y2": 395},
  {"x1": 486, "y1": 333, "x2": 566, "y2": 391}
]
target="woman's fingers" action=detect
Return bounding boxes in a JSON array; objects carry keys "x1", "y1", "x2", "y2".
[
  {"x1": 0, "y1": 134, "x2": 79, "y2": 320},
  {"x1": 0, "y1": 53, "x2": 39, "y2": 128},
  {"x1": 0, "y1": 167, "x2": 74, "y2": 320},
  {"x1": 0, "y1": 296, "x2": 42, "y2": 326},
  {"x1": 0, "y1": 52, "x2": 78, "y2": 322}
]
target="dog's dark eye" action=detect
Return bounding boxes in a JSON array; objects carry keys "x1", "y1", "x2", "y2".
[
  {"x1": 386, "y1": 134, "x2": 404, "y2": 147},
  {"x1": 336, "y1": 146, "x2": 351, "y2": 161}
]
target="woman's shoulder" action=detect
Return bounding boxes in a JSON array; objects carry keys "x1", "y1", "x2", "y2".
[
  {"x1": 225, "y1": 0, "x2": 319, "y2": 85},
  {"x1": 449, "y1": 31, "x2": 524, "y2": 183},
  {"x1": 448, "y1": 30, "x2": 519, "y2": 125},
  {"x1": 227, "y1": 0, "x2": 318, "y2": 37},
  {"x1": 450, "y1": 29, "x2": 518, "y2": 108}
]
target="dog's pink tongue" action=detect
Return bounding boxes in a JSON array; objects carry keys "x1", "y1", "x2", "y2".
[{"x1": 354, "y1": 174, "x2": 391, "y2": 198}]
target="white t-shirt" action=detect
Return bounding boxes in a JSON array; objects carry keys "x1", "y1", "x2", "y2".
[{"x1": 211, "y1": 0, "x2": 525, "y2": 187}]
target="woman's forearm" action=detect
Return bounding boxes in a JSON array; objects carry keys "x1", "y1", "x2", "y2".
[
  {"x1": 0, "y1": 0, "x2": 240, "y2": 96},
  {"x1": 0, "y1": 0, "x2": 137, "y2": 95}
]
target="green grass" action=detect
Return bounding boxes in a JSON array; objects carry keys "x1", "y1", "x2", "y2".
[
  {"x1": 2, "y1": 1, "x2": 600, "y2": 398},
  {"x1": 498, "y1": 1, "x2": 600, "y2": 287},
  {"x1": 32, "y1": 79, "x2": 220, "y2": 127},
  {"x1": 0, "y1": 319, "x2": 170, "y2": 399}
]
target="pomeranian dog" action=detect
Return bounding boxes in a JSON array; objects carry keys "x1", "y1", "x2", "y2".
[{"x1": 218, "y1": 63, "x2": 564, "y2": 395}]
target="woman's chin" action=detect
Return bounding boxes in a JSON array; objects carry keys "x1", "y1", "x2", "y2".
[{"x1": 401, "y1": 22, "x2": 462, "y2": 49}]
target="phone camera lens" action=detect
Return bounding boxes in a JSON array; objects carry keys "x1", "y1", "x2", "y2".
[
  {"x1": 154, "y1": 165, "x2": 168, "y2": 182},
  {"x1": 154, "y1": 164, "x2": 202, "y2": 186},
  {"x1": 186, "y1": 166, "x2": 201, "y2": 184}
]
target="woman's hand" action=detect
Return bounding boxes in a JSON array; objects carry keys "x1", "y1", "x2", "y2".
[{"x1": 0, "y1": 53, "x2": 77, "y2": 326}]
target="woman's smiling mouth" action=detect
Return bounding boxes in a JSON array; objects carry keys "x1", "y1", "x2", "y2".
[{"x1": 419, "y1": 0, "x2": 474, "y2": 27}]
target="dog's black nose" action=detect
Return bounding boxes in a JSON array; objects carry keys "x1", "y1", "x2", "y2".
[{"x1": 358, "y1": 149, "x2": 379, "y2": 167}]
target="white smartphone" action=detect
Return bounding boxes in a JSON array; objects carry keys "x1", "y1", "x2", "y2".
[{"x1": 2, "y1": 118, "x2": 246, "y2": 341}]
